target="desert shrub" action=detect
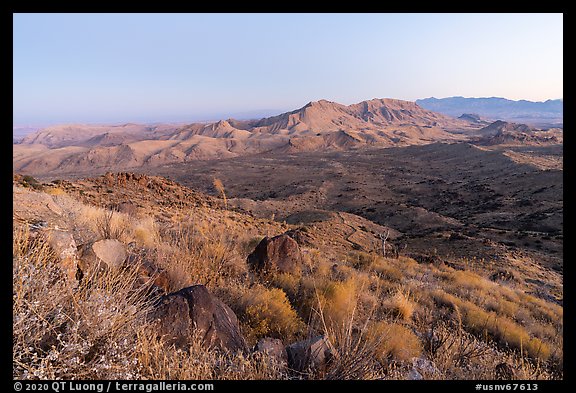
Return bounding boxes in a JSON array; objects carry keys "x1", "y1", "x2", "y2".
[
  {"x1": 431, "y1": 290, "x2": 552, "y2": 361},
  {"x1": 270, "y1": 272, "x2": 301, "y2": 302},
  {"x1": 367, "y1": 321, "x2": 422, "y2": 362},
  {"x1": 156, "y1": 223, "x2": 246, "y2": 291},
  {"x1": 132, "y1": 217, "x2": 160, "y2": 247},
  {"x1": 371, "y1": 258, "x2": 403, "y2": 282},
  {"x1": 21, "y1": 174, "x2": 43, "y2": 190},
  {"x1": 96, "y1": 209, "x2": 127, "y2": 240},
  {"x1": 45, "y1": 186, "x2": 67, "y2": 196},
  {"x1": 237, "y1": 286, "x2": 305, "y2": 344},
  {"x1": 346, "y1": 250, "x2": 377, "y2": 270},
  {"x1": 329, "y1": 263, "x2": 356, "y2": 282},
  {"x1": 518, "y1": 292, "x2": 563, "y2": 324},
  {"x1": 449, "y1": 270, "x2": 494, "y2": 294},
  {"x1": 318, "y1": 278, "x2": 359, "y2": 329},
  {"x1": 382, "y1": 288, "x2": 416, "y2": 322},
  {"x1": 485, "y1": 297, "x2": 520, "y2": 320}
]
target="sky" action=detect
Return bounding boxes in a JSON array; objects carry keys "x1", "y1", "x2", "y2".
[{"x1": 13, "y1": 13, "x2": 563, "y2": 126}]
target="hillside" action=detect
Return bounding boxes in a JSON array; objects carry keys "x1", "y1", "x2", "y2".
[
  {"x1": 13, "y1": 98, "x2": 474, "y2": 177},
  {"x1": 13, "y1": 172, "x2": 563, "y2": 379}
]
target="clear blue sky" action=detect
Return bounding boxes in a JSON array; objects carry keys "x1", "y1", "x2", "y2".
[{"x1": 13, "y1": 13, "x2": 563, "y2": 125}]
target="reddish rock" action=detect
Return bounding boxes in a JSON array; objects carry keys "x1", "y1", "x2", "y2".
[
  {"x1": 151, "y1": 285, "x2": 247, "y2": 353},
  {"x1": 136, "y1": 260, "x2": 171, "y2": 294},
  {"x1": 247, "y1": 234, "x2": 303, "y2": 275}
]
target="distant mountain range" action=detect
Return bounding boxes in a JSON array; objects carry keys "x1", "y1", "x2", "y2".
[
  {"x1": 13, "y1": 97, "x2": 563, "y2": 177},
  {"x1": 13, "y1": 98, "x2": 473, "y2": 175},
  {"x1": 416, "y1": 97, "x2": 563, "y2": 126}
]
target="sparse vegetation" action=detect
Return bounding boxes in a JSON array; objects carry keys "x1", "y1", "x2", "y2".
[
  {"x1": 12, "y1": 175, "x2": 563, "y2": 380},
  {"x1": 213, "y1": 178, "x2": 227, "y2": 209},
  {"x1": 235, "y1": 286, "x2": 306, "y2": 344}
]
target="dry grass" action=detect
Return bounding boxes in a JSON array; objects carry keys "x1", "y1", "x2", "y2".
[
  {"x1": 431, "y1": 290, "x2": 553, "y2": 362},
  {"x1": 135, "y1": 330, "x2": 286, "y2": 380},
  {"x1": 235, "y1": 285, "x2": 306, "y2": 344},
  {"x1": 382, "y1": 288, "x2": 416, "y2": 322},
  {"x1": 12, "y1": 181, "x2": 563, "y2": 380},
  {"x1": 317, "y1": 278, "x2": 359, "y2": 329},
  {"x1": 153, "y1": 222, "x2": 246, "y2": 291},
  {"x1": 367, "y1": 321, "x2": 422, "y2": 362},
  {"x1": 13, "y1": 225, "x2": 153, "y2": 379},
  {"x1": 213, "y1": 178, "x2": 227, "y2": 210}
]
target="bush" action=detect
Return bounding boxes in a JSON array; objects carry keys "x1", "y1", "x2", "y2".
[
  {"x1": 346, "y1": 251, "x2": 377, "y2": 270},
  {"x1": 22, "y1": 175, "x2": 43, "y2": 190},
  {"x1": 367, "y1": 321, "x2": 422, "y2": 362},
  {"x1": 238, "y1": 286, "x2": 305, "y2": 343},
  {"x1": 318, "y1": 278, "x2": 359, "y2": 328},
  {"x1": 383, "y1": 288, "x2": 416, "y2": 322}
]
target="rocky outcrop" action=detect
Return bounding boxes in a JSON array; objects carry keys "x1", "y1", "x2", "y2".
[
  {"x1": 286, "y1": 335, "x2": 334, "y2": 372},
  {"x1": 151, "y1": 285, "x2": 247, "y2": 353},
  {"x1": 247, "y1": 234, "x2": 303, "y2": 275}
]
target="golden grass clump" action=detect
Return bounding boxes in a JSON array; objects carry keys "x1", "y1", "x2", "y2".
[
  {"x1": 132, "y1": 217, "x2": 160, "y2": 247},
  {"x1": 237, "y1": 286, "x2": 306, "y2": 344},
  {"x1": 367, "y1": 321, "x2": 422, "y2": 362},
  {"x1": 431, "y1": 290, "x2": 553, "y2": 361},
  {"x1": 318, "y1": 278, "x2": 359, "y2": 328},
  {"x1": 449, "y1": 270, "x2": 494, "y2": 293},
  {"x1": 370, "y1": 258, "x2": 403, "y2": 282},
  {"x1": 383, "y1": 288, "x2": 416, "y2": 322},
  {"x1": 346, "y1": 250, "x2": 377, "y2": 270}
]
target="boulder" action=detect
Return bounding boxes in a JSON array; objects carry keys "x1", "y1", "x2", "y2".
[
  {"x1": 78, "y1": 239, "x2": 127, "y2": 272},
  {"x1": 254, "y1": 338, "x2": 288, "y2": 363},
  {"x1": 286, "y1": 335, "x2": 334, "y2": 372},
  {"x1": 151, "y1": 285, "x2": 247, "y2": 353},
  {"x1": 247, "y1": 234, "x2": 303, "y2": 275}
]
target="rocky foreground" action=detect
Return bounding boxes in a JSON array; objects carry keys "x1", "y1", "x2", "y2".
[{"x1": 13, "y1": 173, "x2": 563, "y2": 380}]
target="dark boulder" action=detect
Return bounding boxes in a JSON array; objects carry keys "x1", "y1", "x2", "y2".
[
  {"x1": 286, "y1": 335, "x2": 334, "y2": 372},
  {"x1": 151, "y1": 285, "x2": 247, "y2": 353},
  {"x1": 247, "y1": 234, "x2": 303, "y2": 275}
]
